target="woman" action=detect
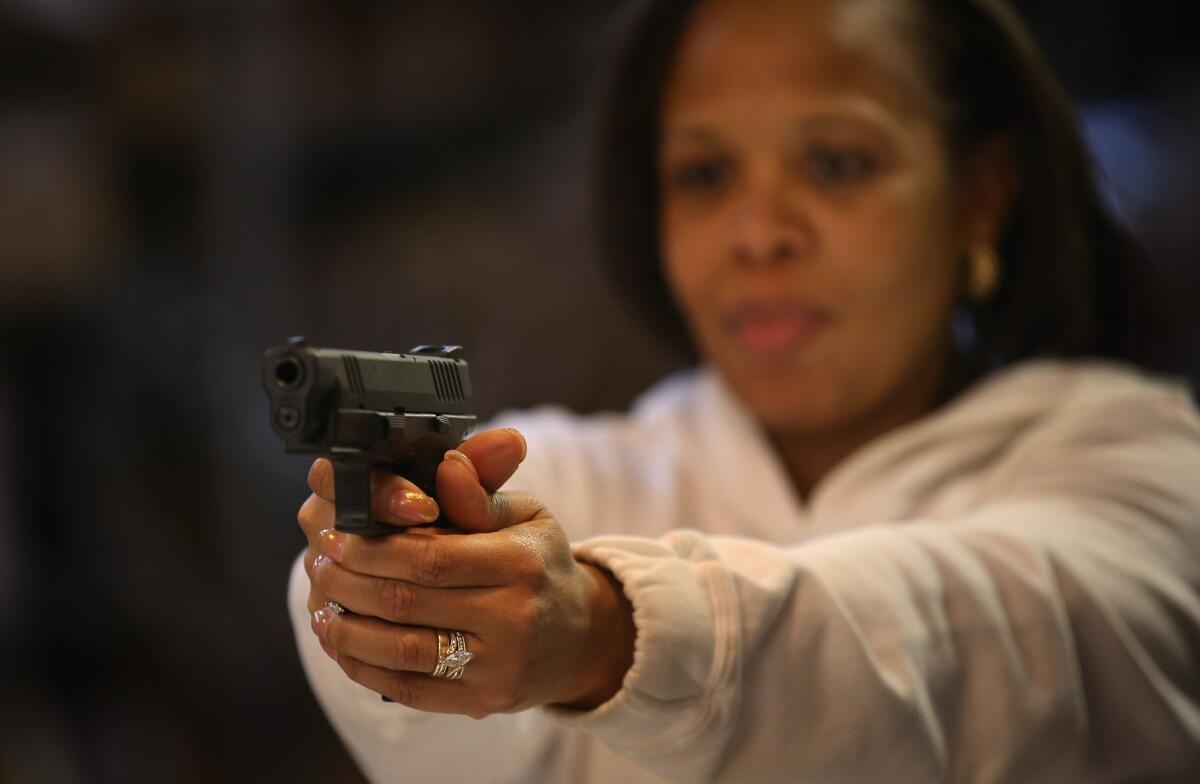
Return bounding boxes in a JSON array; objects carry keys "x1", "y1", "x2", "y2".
[{"x1": 290, "y1": 0, "x2": 1200, "y2": 780}]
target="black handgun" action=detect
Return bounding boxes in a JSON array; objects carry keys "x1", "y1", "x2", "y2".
[{"x1": 262, "y1": 337, "x2": 476, "y2": 535}]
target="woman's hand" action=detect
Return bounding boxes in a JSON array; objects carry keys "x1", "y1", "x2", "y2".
[
  {"x1": 296, "y1": 428, "x2": 528, "y2": 617},
  {"x1": 296, "y1": 428, "x2": 636, "y2": 717}
]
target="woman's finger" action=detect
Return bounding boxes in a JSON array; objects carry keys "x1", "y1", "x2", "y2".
[
  {"x1": 434, "y1": 428, "x2": 530, "y2": 533},
  {"x1": 454, "y1": 428, "x2": 527, "y2": 493},
  {"x1": 298, "y1": 494, "x2": 334, "y2": 613},
  {"x1": 314, "y1": 611, "x2": 475, "y2": 676},
  {"x1": 437, "y1": 455, "x2": 547, "y2": 534},
  {"x1": 315, "y1": 521, "x2": 550, "y2": 585},
  {"x1": 306, "y1": 458, "x2": 339, "y2": 499},
  {"x1": 311, "y1": 554, "x2": 497, "y2": 628},
  {"x1": 307, "y1": 458, "x2": 440, "y2": 527},
  {"x1": 332, "y1": 654, "x2": 492, "y2": 718},
  {"x1": 297, "y1": 493, "x2": 334, "y2": 541}
]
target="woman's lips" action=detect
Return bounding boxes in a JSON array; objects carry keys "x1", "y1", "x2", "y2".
[{"x1": 725, "y1": 304, "x2": 833, "y2": 355}]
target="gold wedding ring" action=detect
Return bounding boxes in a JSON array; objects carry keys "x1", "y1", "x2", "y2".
[{"x1": 430, "y1": 629, "x2": 473, "y2": 679}]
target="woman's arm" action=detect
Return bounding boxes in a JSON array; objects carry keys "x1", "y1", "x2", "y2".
[{"x1": 547, "y1": 393, "x2": 1200, "y2": 782}]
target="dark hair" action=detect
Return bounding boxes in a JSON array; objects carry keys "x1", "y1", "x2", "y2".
[{"x1": 594, "y1": 0, "x2": 1182, "y2": 381}]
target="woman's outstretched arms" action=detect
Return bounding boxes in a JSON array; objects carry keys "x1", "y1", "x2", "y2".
[{"x1": 288, "y1": 368, "x2": 1200, "y2": 783}]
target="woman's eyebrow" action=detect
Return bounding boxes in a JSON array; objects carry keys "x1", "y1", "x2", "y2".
[
  {"x1": 788, "y1": 98, "x2": 907, "y2": 138},
  {"x1": 786, "y1": 109, "x2": 909, "y2": 159}
]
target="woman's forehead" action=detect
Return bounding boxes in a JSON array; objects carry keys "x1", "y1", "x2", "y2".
[{"x1": 664, "y1": 0, "x2": 934, "y2": 127}]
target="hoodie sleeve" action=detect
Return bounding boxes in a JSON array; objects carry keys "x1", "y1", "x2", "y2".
[{"x1": 545, "y1": 386, "x2": 1200, "y2": 782}]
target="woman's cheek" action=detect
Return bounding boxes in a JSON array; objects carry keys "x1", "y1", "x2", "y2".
[{"x1": 663, "y1": 230, "x2": 722, "y2": 328}]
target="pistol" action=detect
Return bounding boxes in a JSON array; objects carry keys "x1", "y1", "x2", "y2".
[{"x1": 262, "y1": 336, "x2": 476, "y2": 535}]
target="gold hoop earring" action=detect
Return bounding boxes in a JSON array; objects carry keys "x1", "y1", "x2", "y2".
[{"x1": 967, "y1": 245, "x2": 1000, "y2": 304}]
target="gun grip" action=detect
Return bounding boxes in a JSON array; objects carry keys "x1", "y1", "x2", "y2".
[{"x1": 332, "y1": 457, "x2": 395, "y2": 536}]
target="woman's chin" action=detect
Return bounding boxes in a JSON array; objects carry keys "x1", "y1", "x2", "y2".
[{"x1": 723, "y1": 367, "x2": 858, "y2": 436}]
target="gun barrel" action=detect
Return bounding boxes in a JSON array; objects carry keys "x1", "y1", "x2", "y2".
[{"x1": 272, "y1": 355, "x2": 305, "y2": 389}]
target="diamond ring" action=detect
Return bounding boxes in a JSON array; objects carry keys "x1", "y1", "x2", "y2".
[{"x1": 431, "y1": 629, "x2": 473, "y2": 679}]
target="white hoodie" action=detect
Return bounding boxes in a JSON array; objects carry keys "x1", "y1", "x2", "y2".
[{"x1": 288, "y1": 359, "x2": 1200, "y2": 783}]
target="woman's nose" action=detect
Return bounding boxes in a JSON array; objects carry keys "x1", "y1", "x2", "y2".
[{"x1": 729, "y1": 183, "x2": 813, "y2": 268}]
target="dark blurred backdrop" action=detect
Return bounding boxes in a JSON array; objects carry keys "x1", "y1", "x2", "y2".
[{"x1": 0, "y1": 2, "x2": 1196, "y2": 782}]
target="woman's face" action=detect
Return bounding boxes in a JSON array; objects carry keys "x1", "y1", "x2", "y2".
[{"x1": 659, "y1": 0, "x2": 969, "y2": 437}]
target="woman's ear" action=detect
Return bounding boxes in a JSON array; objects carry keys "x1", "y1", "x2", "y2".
[{"x1": 961, "y1": 135, "x2": 1021, "y2": 250}]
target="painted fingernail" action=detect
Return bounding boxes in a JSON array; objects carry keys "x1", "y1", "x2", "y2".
[
  {"x1": 443, "y1": 449, "x2": 479, "y2": 481},
  {"x1": 311, "y1": 606, "x2": 333, "y2": 639},
  {"x1": 505, "y1": 428, "x2": 528, "y2": 462},
  {"x1": 319, "y1": 528, "x2": 344, "y2": 560},
  {"x1": 390, "y1": 489, "x2": 438, "y2": 523},
  {"x1": 312, "y1": 553, "x2": 331, "y2": 577}
]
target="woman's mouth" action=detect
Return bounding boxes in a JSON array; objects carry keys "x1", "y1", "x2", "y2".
[{"x1": 725, "y1": 303, "x2": 833, "y2": 356}]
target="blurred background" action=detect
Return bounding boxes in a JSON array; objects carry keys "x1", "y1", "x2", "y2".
[{"x1": 0, "y1": 1, "x2": 1196, "y2": 781}]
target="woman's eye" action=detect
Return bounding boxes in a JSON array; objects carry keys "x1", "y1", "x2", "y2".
[
  {"x1": 667, "y1": 159, "x2": 731, "y2": 192},
  {"x1": 805, "y1": 148, "x2": 877, "y2": 186}
]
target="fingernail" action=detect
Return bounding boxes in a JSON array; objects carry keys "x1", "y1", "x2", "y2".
[
  {"x1": 312, "y1": 553, "x2": 330, "y2": 576},
  {"x1": 505, "y1": 428, "x2": 528, "y2": 462},
  {"x1": 444, "y1": 449, "x2": 479, "y2": 481},
  {"x1": 390, "y1": 489, "x2": 438, "y2": 523},
  {"x1": 319, "y1": 528, "x2": 344, "y2": 560},
  {"x1": 311, "y1": 606, "x2": 333, "y2": 639}
]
